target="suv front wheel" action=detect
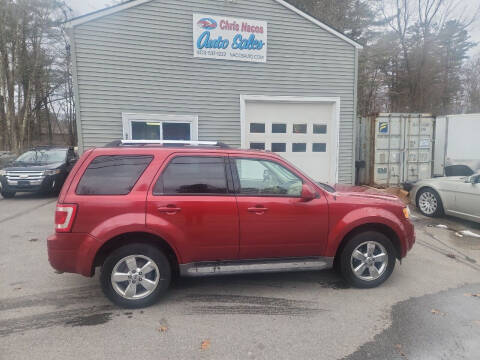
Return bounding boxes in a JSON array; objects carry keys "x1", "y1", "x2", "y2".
[
  {"x1": 100, "y1": 243, "x2": 171, "y2": 308},
  {"x1": 339, "y1": 231, "x2": 396, "y2": 288},
  {"x1": 1, "y1": 190, "x2": 16, "y2": 198}
]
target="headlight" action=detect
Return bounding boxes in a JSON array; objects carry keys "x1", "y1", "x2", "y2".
[
  {"x1": 0, "y1": 169, "x2": 5, "y2": 176},
  {"x1": 44, "y1": 169, "x2": 61, "y2": 176},
  {"x1": 403, "y1": 207, "x2": 410, "y2": 219}
]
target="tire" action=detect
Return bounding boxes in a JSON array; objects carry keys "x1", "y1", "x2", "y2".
[
  {"x1": 338, "y1": 231, "x2": 396, "y2": 288},
  {"x1": 1, "y1": 190, "x2": 15, "y2": 199},
  {"x1": 51, "y1": 179, "x2": 64, "y2": 196},
  {"x1": 416, "y1": 187, "x2": 444, "y2": 217},
  {"x1": 100, "y1": 243, "x2": 171, "y2": 308}
]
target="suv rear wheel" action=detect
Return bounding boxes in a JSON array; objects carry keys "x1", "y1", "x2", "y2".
[
  {"x1": 339, "y1": 231, "x2": 396, "y2": 288},
  {"x1": 100, "y1": 243, "x2": 171, "y2": 308}
]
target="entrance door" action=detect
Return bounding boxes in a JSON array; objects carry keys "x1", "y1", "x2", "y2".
[
  {"x1": 230, "y1": 155, "x2": 329, "y2": 259},
  {"x1": 449, "y1": 177, "x2": 480, "y2": 221},
  {"x1": 146, "y1": 154, "x2": 239, "y2": 263},
  {"x1": 242, "y1": 98, "x2": 338, "y2": 183}
]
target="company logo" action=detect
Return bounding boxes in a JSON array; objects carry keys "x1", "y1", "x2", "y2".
[
  {"x1": 379, "y1": 122, "x2": 389, "y2": 133},
  {"x1": 197, "y1": 18, "x2": 217, "y2": 30}
]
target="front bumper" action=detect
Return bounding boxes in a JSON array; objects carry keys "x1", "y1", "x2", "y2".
[
  {"x1": 0, "y1": 174, "x2": 62, "y2": 193},
  {"x1": 47, "y1": 232, "x2": 99, "y2": 277},
  {"x1": 403, "y1": 219, "x2": 416, "y2": 255}
]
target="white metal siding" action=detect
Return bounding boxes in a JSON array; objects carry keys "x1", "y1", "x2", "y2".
[
  {"x1": 72, "y1": 0, "x2": 357, "y2": 183},
  {"x1": 434, "y1": 113, "x2": 480, "y2": 174}
]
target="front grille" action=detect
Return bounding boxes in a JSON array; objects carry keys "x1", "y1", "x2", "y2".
[{"x1": 6, "y1": 171, "x2": 45, "y2": 181}]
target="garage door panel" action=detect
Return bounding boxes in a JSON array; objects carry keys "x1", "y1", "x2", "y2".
[{"x1": 243, "y1": 100, "x2": 338, "y2": 183}]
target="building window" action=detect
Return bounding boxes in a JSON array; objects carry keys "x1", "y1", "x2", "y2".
[
  {"x1": 155, "y1": 156, "x2": 227, "y2": 195},
  {"x1": 163, "y1": 123, "x2": 190, "y2": 140},
  {"x1": 250, "y1": 142, "x2": 265, "y2": 150},
  {"x1": 313, "y1": 143, "x2": 327, "y2": 152},
  {"x1": 272, "y1": 123, "x2": 286, "y2": 133},
  {"x1": 271, "y1": 143, "x2": 286, "y2": 152},
  {"x1": 250, "y1": 123, "x2": 265, "y2": 133},
  {"x1": 293, "y1": 124, "x2": 307, "y2": 134},
  {"x1": 123, "y1": 113, "x2": 197, "y2": 142},
  {"x1": 292, "y1": 143, "x2": 307, "y2": 152},
  {"x1": 132, "y1": 121, "x2": 161, "y2": 140},
  {"x1": 313, "y1": 124, "x2": 327, "y2": 134}
]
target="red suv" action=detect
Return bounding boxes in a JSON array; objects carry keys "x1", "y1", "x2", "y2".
[{"x1": 47, "y1": 141, "x2": 415, "y2": 308}]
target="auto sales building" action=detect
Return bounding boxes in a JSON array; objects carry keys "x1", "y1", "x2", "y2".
[{"x1": 67, "y1": 0, "x2": 362, "y2": 184}]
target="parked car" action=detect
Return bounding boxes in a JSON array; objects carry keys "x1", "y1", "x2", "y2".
[
  {"x1": 47, "y1": 141, "x2": 415, "y2": 308},
  {"x1": 412, "y1": 173, "x2": 480, "y2": 223},
  {"x1": 0, "y1": 146, "x2": 78, "y2": 198}
]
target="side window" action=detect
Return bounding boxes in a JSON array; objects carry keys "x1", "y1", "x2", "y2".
[
  {"x1": 234, "y1": 159, "x2": 303, "y2": 197},
  {"x1": 154, "y1": 156, "x2": 228, "y2": 195},
  {"x1": 77, "y1": 155, "x2": 153, "y2": 195}
]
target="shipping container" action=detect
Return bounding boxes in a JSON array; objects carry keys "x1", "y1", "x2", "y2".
[{"x1": 356, "y1": 113, "x2": 435, "y2": 186}]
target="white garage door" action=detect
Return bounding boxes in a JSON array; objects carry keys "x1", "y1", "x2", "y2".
[{"x1": 241, "y1": 98, "x2": 339, "y2": 183}]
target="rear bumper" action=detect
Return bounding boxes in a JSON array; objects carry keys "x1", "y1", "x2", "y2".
[
  {"x1": 402, "y1": 220, "x2": 416, "y2": 257},
  {"x1": 47, "y1": 232, "x2": 99, "y2": 277}
]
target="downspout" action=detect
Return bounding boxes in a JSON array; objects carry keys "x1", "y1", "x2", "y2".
[
  {"x1": 66, "y1": 26, "x2": 84, "y2": 154},
  {"x1": 352, "y1": 46, "x2": 359, "y2": 185}
]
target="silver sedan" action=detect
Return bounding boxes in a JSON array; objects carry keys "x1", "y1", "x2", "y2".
[{"x1": 411, "y1": 173, "x2": 480, "y2": 223}]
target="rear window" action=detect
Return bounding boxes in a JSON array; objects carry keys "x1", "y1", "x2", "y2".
[
  {"x1": 76, "y1": 155, "x2": 153, "y2": 195},
  {"x1": 154, "y1": 156, "x2": 227, "y2": 195}
]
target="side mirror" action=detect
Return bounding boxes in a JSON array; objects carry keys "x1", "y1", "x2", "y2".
[
  {"x1": 471, "y1": 175, "x2": 480, "y2": 184},
  {"x1": 301, "y1": 183, "x2": 317, "y2": 202}
]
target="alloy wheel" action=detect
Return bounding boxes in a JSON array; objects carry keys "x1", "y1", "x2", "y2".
[
  {"x1": 111, "y1": 255, "x2": 160, "y2": 300},
  {"x1": 350, "y1": 241, "x2": 388, "y2": 281},
  {"x1": 418, "y1": 191, "x2": 438, "y2": 215}
]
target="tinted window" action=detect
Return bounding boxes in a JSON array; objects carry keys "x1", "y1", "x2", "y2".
[
  {"x1": 155, "y1": 156, "x2": 227, "y2": 195},
  {"x1": 313, "y1": 143, "x2": 327, "y2": 152},
  {"x1": 250, "y1": 142, "x2": 265, "y2": 150},
  {"x1": 293, "y1": 124, "x2": 307, "y2": 134},
  {"x1": 271, "y1": 143, "x2": 286, "y2": 152},
  {"x1": 272, "y1": 123, "x2": 286, "y2": 133},
  {"x1": 313, "y1": 124, "x2": 327, "y2": 134},
  {"x1": 77, "y1": 155, "x2": 153, "y2": 195},
  {"x1": 250, "y1": 123, "x2": 265, "y2": 133},
  {"x1": 292, "y1": 143, "x2": 307, "y2": 152},
  {"x1": 234, "y1": 159, "x2": 302, "y2": 196}
]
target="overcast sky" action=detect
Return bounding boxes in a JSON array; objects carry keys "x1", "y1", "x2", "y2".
[{"x1": 66, "y1": 0, "x2": 480, "y2": 56}]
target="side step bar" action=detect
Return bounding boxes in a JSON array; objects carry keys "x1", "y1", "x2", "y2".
[{"x1": 179, "y1": 256, "x2": 334, "y2": 277}]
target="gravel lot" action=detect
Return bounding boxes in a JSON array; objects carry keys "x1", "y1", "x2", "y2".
[{"x1": 1, "y1": 193, "x2": 479, "y2": 359}]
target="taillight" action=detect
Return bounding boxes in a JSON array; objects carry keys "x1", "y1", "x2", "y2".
[{"x1": 55, "y1": 204, "x2": 78, "y2": 233}]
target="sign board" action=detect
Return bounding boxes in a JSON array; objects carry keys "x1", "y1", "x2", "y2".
[{"x1": 193, "y1": 14, "x2": 267, "y2": 63}]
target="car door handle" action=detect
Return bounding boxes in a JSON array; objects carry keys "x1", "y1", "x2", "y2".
[
  {"x1": 158, "y1": 205, "x2": 181, "y2": 214},
  {"x1": 247, "y1": 206, "x2": 268, "y2": 214}
]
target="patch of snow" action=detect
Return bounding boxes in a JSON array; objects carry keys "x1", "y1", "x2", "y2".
[{"x1": 457, "y1": 230, "x2": 480, "y2": 238}]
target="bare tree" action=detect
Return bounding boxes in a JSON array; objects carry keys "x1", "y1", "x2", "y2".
[
  {"x1": 462, "y1": 55, "x2": 480, "y2": 112},
  {"x1": 0, "y1": 0, "x2": 76, "y2": 153}
]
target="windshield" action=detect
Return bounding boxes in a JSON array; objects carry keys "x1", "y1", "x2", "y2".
[{"x1": 15, "y1": 149, "x2": 67, "y2": 165}]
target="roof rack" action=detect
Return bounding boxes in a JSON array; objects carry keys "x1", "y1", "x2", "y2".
[{"x1": 104, "y1": 140, "x2": 230, "y2": 149}]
